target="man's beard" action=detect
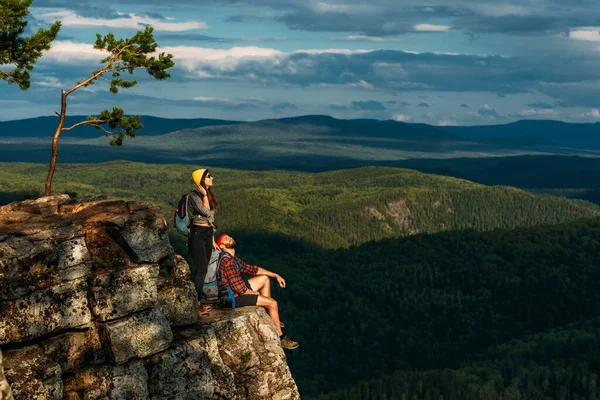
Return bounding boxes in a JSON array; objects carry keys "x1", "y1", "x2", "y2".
[{"x1": 225, "y1": 239, "x2": 236, "y2": 248}]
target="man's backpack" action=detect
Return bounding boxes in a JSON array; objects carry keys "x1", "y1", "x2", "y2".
[
  {"x1": 174, "y1": 191, "x2": 196, "y2": 236},
  {"x1": 201, "y1": 251, "x2": 244, "y2": 308},
  {"x1": 201, "y1": 249, "x2": 222, "y2": 304},
  {"x1": 216, "y1": 252, "x2": 244, "y2": 309}
]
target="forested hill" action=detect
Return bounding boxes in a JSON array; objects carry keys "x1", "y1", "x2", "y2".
[
  {"x1": 2, "y1": 162, "x2": 600, "y2": 397},
  {"x1": 262, "y1": 217, "x2": 600, "y2": 397},
  {"x1": 315, "y1": 318, "x2": 600, "y2": 399},
  {"x1": 1, "y1": 162, "x2": 598, "y2": 250}
]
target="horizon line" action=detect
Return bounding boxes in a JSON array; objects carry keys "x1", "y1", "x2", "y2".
[{"x1": 1, "y1": 113, "x2": 597, "y2": 127}]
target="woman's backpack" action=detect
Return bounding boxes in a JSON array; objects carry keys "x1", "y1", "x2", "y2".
[{"x1": 174, "y1": 191, "x2": 197, "y2": 236}]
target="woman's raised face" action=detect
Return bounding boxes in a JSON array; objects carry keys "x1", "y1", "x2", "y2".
[{"x1": 204, "y1": 172, "x2": 214, "y2": 188}]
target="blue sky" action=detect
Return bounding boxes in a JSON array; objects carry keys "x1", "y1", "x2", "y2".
[{"x1": 3, "y1": 0, "x2": 600, "y2": 125}]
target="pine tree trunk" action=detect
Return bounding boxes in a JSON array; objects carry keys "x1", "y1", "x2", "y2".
[{"x1": 44, "y1": 90, "x2": 67, "y2": 196}]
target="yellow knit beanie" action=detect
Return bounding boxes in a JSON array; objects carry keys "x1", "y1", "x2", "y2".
[{"x1": 191, "y1": 168, "x2": 206, "y2": 186}]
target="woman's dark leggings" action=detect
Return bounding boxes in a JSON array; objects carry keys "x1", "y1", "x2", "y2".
[{"x1": 188, "y1": 225, "x2": 213, "y2": 303}]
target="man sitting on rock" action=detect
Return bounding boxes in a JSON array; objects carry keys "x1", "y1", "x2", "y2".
[{"x1": 216, "y1": 233, "x2": 299, "y2": 350}]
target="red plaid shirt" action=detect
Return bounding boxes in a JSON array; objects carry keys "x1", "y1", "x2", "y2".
[{"x1": 218, "y1": 254, "x2": 258, "y2": 302}]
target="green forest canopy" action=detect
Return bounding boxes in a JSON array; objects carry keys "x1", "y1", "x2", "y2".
[
  {"x1": 1, "y1": 161, "x2": 599, "y2": 397},
  {"x1": 1, "y1": 161, "x2": 598, "y2": 251},
  {"x1": 269, "y1": 218, "x2": 600, "y2": 397}
]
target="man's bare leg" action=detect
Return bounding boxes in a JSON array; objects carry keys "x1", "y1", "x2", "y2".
[
  {"x1": 256, "y1": 296, "x2": 282, "y2": 336},
  {"x1": 248, "y1": 275, "x2": 271, "y2": 297}
]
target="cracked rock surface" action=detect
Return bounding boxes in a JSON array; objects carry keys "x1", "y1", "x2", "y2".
[{"x1": 0, "y1": 196, "x2": 300, "y2": 399}]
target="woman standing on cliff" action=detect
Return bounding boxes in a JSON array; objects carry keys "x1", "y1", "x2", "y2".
[{"x1": 188, "y1": 168, "x2": 219, "y2": 316}]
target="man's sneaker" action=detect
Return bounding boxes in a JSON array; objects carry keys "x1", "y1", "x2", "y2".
[{"x1": 281, "y1": 336, "x2": 299, "y2": 350}]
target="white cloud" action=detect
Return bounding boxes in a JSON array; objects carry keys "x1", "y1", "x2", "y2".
[
  {"x1": 581, "y1": 108, "x2": 600, "y2": 119},
  {"x1": 193, "y1": 96, "x2": 232, "y2": 102},
  {"x1": 313, "y1": 2, "x2": 375, "y2": 14},
  {"x1": 36, "y1": 76, "x2": 64, "y2": 88},
  {"x1": 192, "y1": 96, "x2": 266, "y2": 104},
  {"x1": 195, "y1": 70, "x2": 218, "y2": 79},
  {"x1": 40, "y1": 42, "x2": 288, "y2": 74},
  {"x1": 37, "y1": 10, "x2": 207, "y2": 32},
  {"x1": 392, "y1": 113, "x2": 412, "y2": 122},
  {"x1": 413, "y1": 24, "x2": 452, "y2": 32},
  {"x1": 565, "y1": 27, "x2": 600, "y2": 42},
  {"x1": 41, "y1": 41, "x2": 108, "y2": 64},
  {"x1": 162, "y1": 46, "x2": 285, "y2": 72},
  {"x1": 335, "y1": 35, "x2": 385, "y2": 42},
  {"x1": 478, "y1": 104, "x2": 503, "y2": 119},
  {"x1": 436, "y1": 120, "x2": 458, "y2": 126},
  {"x1": 518, "y1": 108, "x2": 555, "y2": 116},
  {"x1": 345, "y1": 80, "x2": 374, "y2": 89},
  {"x1": 160, "y1": 46, "x2": 372, "y2": 73},
  {"x1": 292, "y1": 49, "x2": 373, "y2": 55}
]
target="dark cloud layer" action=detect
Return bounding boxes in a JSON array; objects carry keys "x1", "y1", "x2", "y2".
[
  {"x1": 34, "y1": 41, "x2": 600, "y2": 110},
  {"x1": 329, "y1": 104, "x2": 349, "y2": 111},
  {"x1": 54, "y1": 0, "x2": 600, "y2": 38},
  {"x1": 33, "y1": 0, "x2": 126, "y2": 19},
  {"x1": 182, "y1": 49, "x2": 600, "y2": 108},
  {"x1": 542, "y1": 83, "x2": 600, "y2": 108},
  {"x1": 203, "y1": 0, "x2": 600, "y2": 38},
  {"x1": 25, "y1": 0, "x2": 600, "y2": 120},
  {"x1": 527, "y1": 101, "x2": 555, "y2": 109},
  {"x1": 351, "y1": 100, "x2": 386, "y2": 110},
  {"x1": 272, "y1": 101, "x2": 297, "y2": 111},
  {"x1": 459, "y1": 14, "x2": 571, "y2": 36}
]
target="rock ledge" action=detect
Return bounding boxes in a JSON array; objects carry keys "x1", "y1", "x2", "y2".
[{"x1": 0, "y1": 196, "x2": 300, "y2": 400}]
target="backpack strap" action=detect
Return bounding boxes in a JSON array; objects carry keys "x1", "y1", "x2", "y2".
[{"x1": 186, "y1": 190, "x2": 201, "y2": 220}]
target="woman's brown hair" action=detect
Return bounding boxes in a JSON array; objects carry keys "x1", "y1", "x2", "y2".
[{"x1": 201, "y1": 170, "x2": 218, "y2": 210}]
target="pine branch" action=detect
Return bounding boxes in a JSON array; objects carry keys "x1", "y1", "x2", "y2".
[
  {"x1": 64, "y1": 44, "x2": 137, "y2": 95},
  {"x1": 61, "y1": 119, "x2": 110, "y2": 131}
]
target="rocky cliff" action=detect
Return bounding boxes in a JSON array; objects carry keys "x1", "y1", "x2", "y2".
[{"x1": 0, "y1": 195, "x2": 300, "y2": 400}]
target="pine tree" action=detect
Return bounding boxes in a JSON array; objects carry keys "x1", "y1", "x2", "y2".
[
  {"x1": 44, "y1": 27, "x2": 175, "y2": 195},
  {"x1": 0, "y1": 0, "x2": 60, "y2": 90}
]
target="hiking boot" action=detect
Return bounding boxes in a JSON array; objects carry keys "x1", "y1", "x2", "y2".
[
  {"x1": 281, "y1": 336, "x2": 299, "y2": 350},
  {"x1": 197, "y1": 303, "x2": 213, "y2": 318}
]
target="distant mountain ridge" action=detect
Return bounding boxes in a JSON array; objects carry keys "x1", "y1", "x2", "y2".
[
  {"x1": 2, "y1": 114, "x2": 599, "y2": 145},
  {"x1": 0, "y1": 115, "x2": 239, "y2": 138},
  {"x1": 1, "y1": 115, "x2": 598, "y2": 171},
  {"x1": 438, "y1": 119, "x2": 600, "y2": 149}
]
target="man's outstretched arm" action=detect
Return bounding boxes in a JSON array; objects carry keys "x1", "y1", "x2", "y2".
[{"x1": 256, "y1": 267, "x2": 286, "y2": 288}]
